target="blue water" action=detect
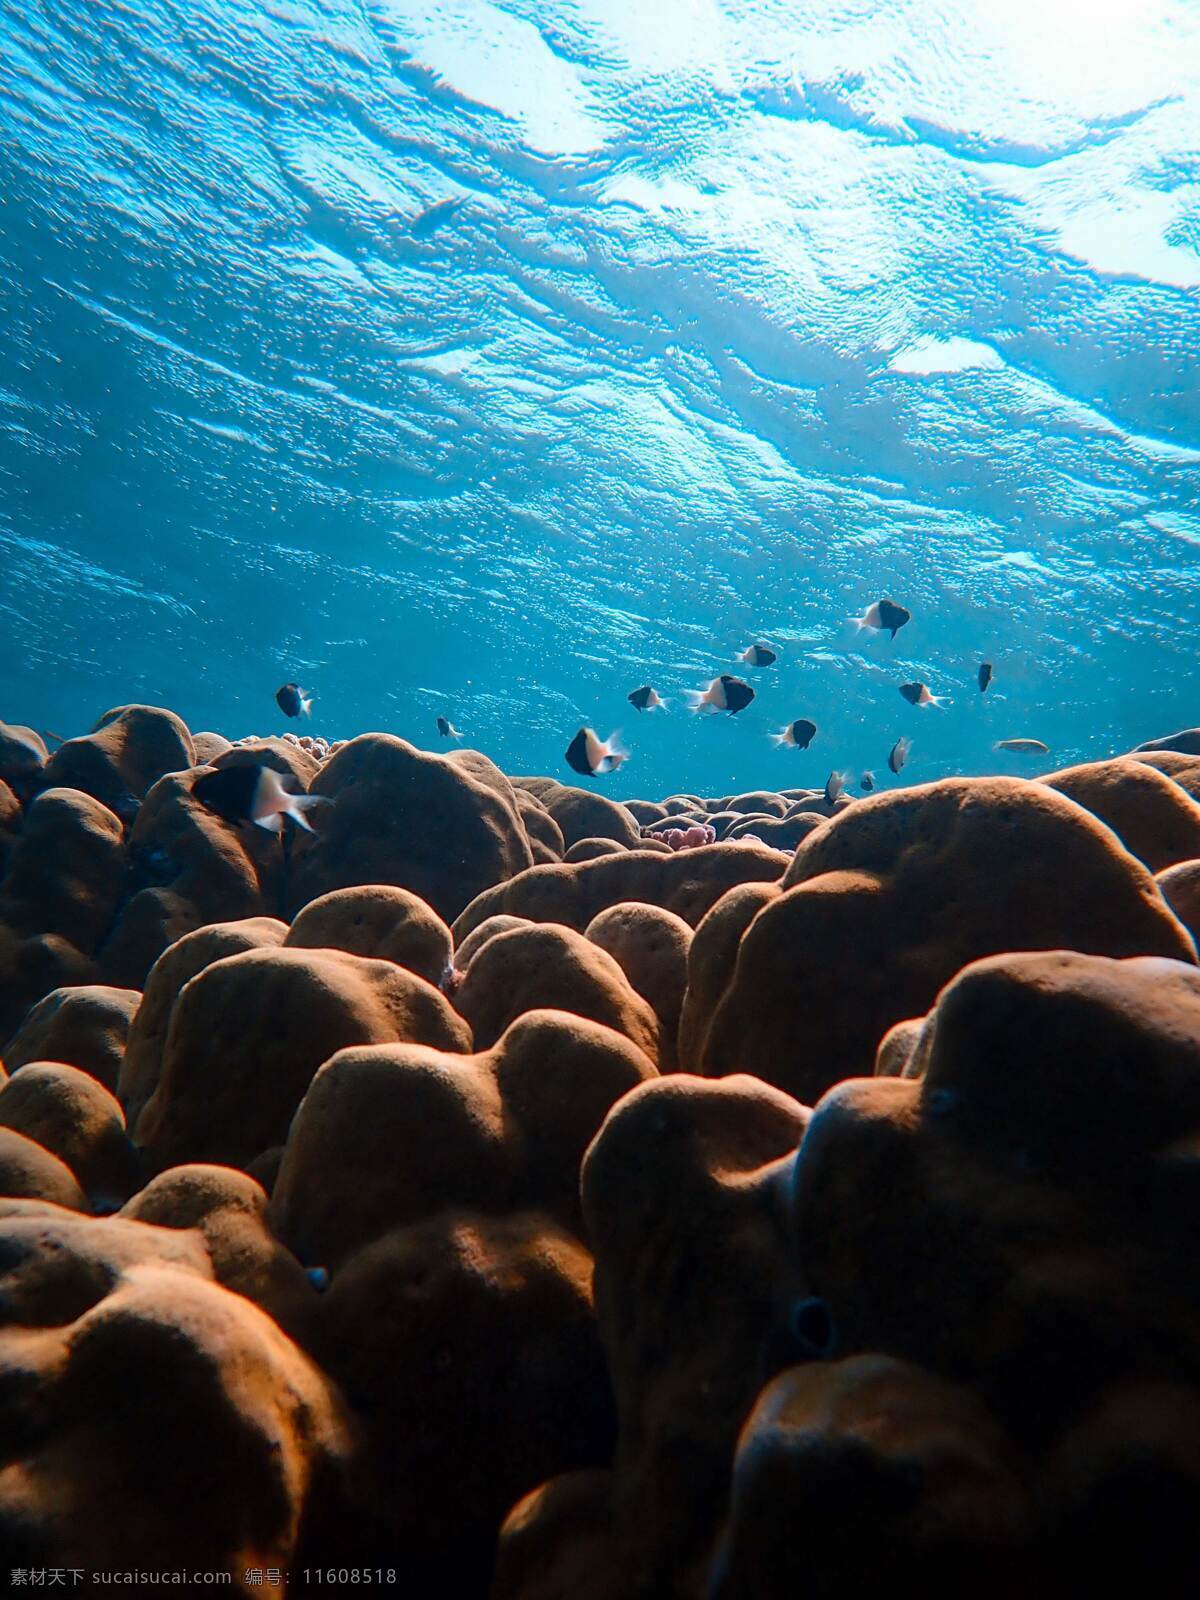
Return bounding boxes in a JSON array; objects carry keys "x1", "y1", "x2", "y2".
[{"x1": 2, "y1": 0, "x2": 1199, "y2": 801}]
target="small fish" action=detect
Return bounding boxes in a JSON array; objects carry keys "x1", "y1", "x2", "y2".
[
  {"x1": 737, "y1": 643, "x2": 778, "y2": 668},
  {"x1": 850, "y1": 599, "x2": 911, "y2": 639},
  {"x1": 899, "y1": 681, "x2": 951, "y2": 709},
  {"x1": 565, "y1": 727, "x2": 627, "y2": 777},
  {"x1": 685, "y1": 675, "x2": 756, "y2": 715},
  {"x1": 860, "y1": 771, "x2": 875, "y2": 792},
  {"x1": 436, "y1": 715, "x2": 464, "y2": 740},
  {"x1": 996, "y1": 738, "x2": 1049, "y2": 754},
  {"x1": 193, "y1": 763, "x2": 328, "y2": 834},
  {"x1": 978, "y1": 661, "x2": 993, "y2": 693},
  {"x1": 888, "y1": 735, "x2": 912, "y2": 774},
  {"x1": 824, "y1": 770, "x2": 848, "y2": 805},
  {"x1": 628, "y1": 685, "x2": 667, "y2": 712},
  {"x1": 769, "y1": 718, "x2": 817, "y2": 750},
  {"x1": 275, "y1": 682, "x2": 314, "y2": 719}
]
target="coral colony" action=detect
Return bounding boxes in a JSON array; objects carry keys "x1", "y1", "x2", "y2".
[{"x1": 2, "y1": 706, "x2": 1200, "y2": 1591}]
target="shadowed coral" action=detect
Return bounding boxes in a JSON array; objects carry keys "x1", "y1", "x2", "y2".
[
  {"x1": 564, "y1": 837, "x2": 629, "y2": 862},
  {"x1": 514, "y1": 790, "x2": 566, "y2": 862},
  {"x1": 0, "y1": 1127, "x2": 88, "y2": 1209},
  {"x1": 0, "y1": 1063, "x2": 139, "y2": 1204},
  {"x1": 0, "y1": 1264, "x2": 359, "y2": 1576},
  {"x1": 786, "y1": 951, "x2": 1200, "y2": 1448},
  {"x1": 313, "y1": 1209, "x2": 614, "y2": 1595},
  {"x1": 2, "y1": 984, "x2": 140, "y2": 1091},
  {"x1": 454, "y1": 914, "x2": 534, "y2": 974},
  {"x1": 120, "y1": 1164, "x2": 319, "y2": 1341},
  {"x1": 0, "y1": 721, "x2": 47, "y2": 801},
  {"x1": 98, "y1": 767, "x2": 278, "y2": 989},
  {"x1": 0, "y1": 788, "x2": 126, "y2": 1035},
  {"x1": 578, "y1": 1074, "x2": 810, "y2": 1594},
  {"x1": 710, "y1": 1357, "x2": 1029, "y2": 1599},
  {"x1": 492, "y1": 1472, "x2": 618, "y2": 1600}
]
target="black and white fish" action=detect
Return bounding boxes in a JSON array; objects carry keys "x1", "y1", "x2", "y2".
[
  {"x1": 436, "y1": 715, "x2": 463, "y2": 739},
  {"x1": 275, "y1": 682, "x2": 314, "y2": 719},
  {"x1": 978, "y1": 661, "x2": 993, "y2": 693},
  {"x1": 899, "y1": 681, "x2": 950, "y2": 709},
  {"x1": 850, "y1": 599, "x2": 910, "y2": 639},
  {"x1": 565, "y1": 727, "x2": 627, "y2": 777},
  {"x1": 860, "y1": 771, "x2": 875, "y2": 791},
  {"x1": 685, "y1": 675, "x2": 755, "y2": 715},
  {"x1": 824, "y1": 770, "x2": 848, "y2": 805},
  {"x1": 769, "y1": 718, "x2": 817, "y2": 750},
  {"x1": 193, "y1": 763, "x2": 327, "y2": 834},
  {"x1": 628, "y1": 685, "x2": 667, "y2": 712},
  {"x1": 888, "y1": 735, "x2": 912, "y2": 774},
  {"x1": 737, "y1": 643, "x2": 777, "y2": 667}
]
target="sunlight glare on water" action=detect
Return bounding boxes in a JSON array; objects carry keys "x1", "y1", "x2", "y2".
[{"x1": 1, "y1": 0, "x2": 1198, "y2": 796}]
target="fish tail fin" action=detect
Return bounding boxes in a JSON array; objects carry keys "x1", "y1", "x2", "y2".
[
  {"x1": 931, "y1": 695, "x2": 952, "y2": 710},
  {"x1": 684, "y1": 689, "x2": 706, "y2": 713},
  {"x1": 847, "y1": 616, "x2": 866, "y2": 634},
  {"x1": 767, "y1": 730, "x2": 787, "y2": 747},
  {"x1": 300, "y1": 696, "x2": 314, "y2": 717},
  {"x1": 655, "y1": 697, "x2": 669, "y2": 712},
  {"x1": 284, "y1": 793, "x2": 331, "y2": 834}
]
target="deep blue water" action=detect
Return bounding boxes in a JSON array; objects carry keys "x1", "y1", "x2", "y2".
[{"x1": 2, "y1": 0, "x2": 1199, "y2": 801}]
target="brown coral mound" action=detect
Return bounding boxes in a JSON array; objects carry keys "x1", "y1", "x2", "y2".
[
  {"x1": 585, "y1": 902, "x2": 692, "y2": 1073},
  {"x1": 0, "y1": 788, "x2": 126, "y2": 1036},
  {"x1": 40, "y1": 703, "x2": 195, "y2": 812},
  {"x1": 135, "y1": 945, "x2": 471, "y2": 1172},
  {"x1": 453, "y1": 840, "x2": 789, "y2": 943},
  {"x1": 787, "y1": 951, "x2": 1200, "y2": 1440},
  {"x1": 313, "y1": 1209, "x2": 614, "y2": 1595},
  {"x1": 0, "y1": 1062, "x2": 139, "y2": 1204},
  {"x1": 118, "y1": 915, "x2": 288, "y2": 1128},
  {"x1": 710, "y1": 1357, "x2": 1029, "y2": 1599},
  {"x1": 270, "y1": 1008, "x2": 655, "y2": 1268},
  {"x1": 454, "y1": 923, "x2": 661, "y2": 1062},
  {"x1": 287, "y1": 734, "x2": 534, "y2": 923},
  {"x1": 1040, "y1": 756, "x2": 1200, "y2": 871},
  {"x1": 2, "y1": 983, "x2": 140, "y2": 1091},
  {"x1": 685, "y1": 776, "x2": 1194, "y2": 1099},
  {"x1": 572, "y1": 1074, "x2": 810, "y2": 1594},
  {"x1": 99, "y1": 766, "x2": 278, "y2": 988},
  {"x1": 0, "y1": 1261, "x2": 358, "y2": 1578},
  {"x1": 285, "y1": 882, "x2": 453, "y2": 985}
]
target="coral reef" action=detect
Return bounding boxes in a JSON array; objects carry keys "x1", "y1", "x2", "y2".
[{"x1": 1, "y1": 699, "x2": 1199, "y2": 1592}]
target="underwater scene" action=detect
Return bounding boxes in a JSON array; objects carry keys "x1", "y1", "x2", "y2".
[{"x1": 2, "y1": 1, "x2": 1200, "y2": 1595}]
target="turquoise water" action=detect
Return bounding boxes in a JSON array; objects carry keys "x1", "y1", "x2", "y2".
[{"x1": 2, "y1": 0, "x2": 1198, "y2": 800}]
